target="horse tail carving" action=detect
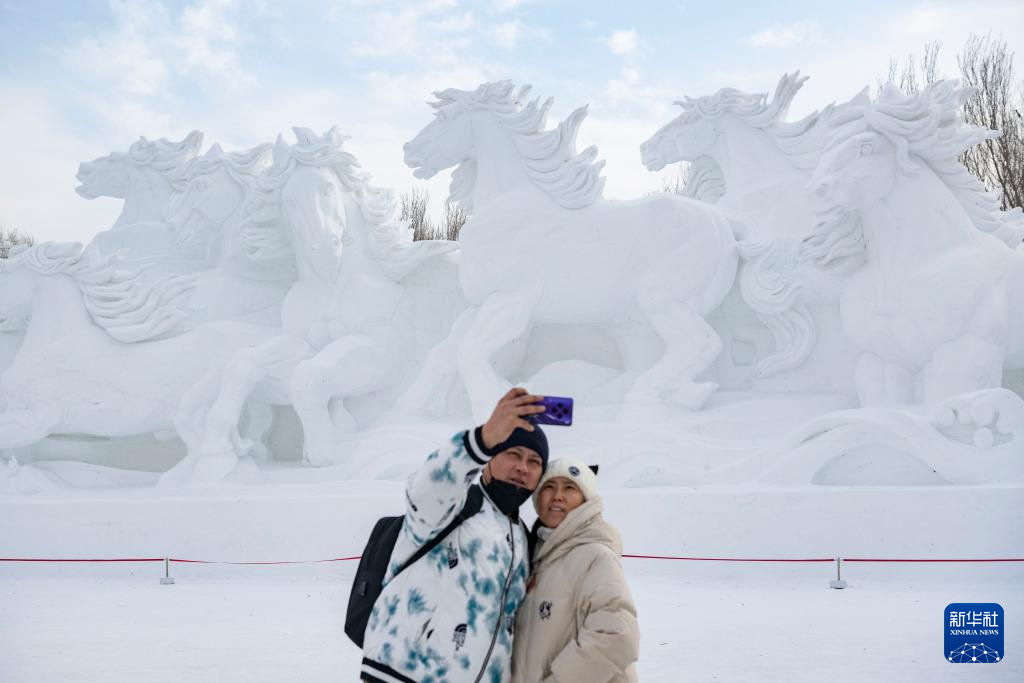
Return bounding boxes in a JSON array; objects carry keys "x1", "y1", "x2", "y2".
[
  {"x1": 736, "y1": 235, "x2": 818, "y2": 378},
  {"x1": 17, "y1": 242, "x2": 198, "y2": 344}
]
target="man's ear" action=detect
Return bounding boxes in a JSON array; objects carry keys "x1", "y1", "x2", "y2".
[
  {"x1": 588, "y1": 465, "x2": 599, "y2": 475},
  {"x1": 481, "y1": 462, "x2": 492, "y2": 484}
]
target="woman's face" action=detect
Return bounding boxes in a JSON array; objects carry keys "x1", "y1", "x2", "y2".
[{"x1": 536, "y1": 477, "x2": 585, "y2": 528}]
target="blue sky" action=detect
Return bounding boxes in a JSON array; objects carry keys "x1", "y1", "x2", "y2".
[{"x1": 2, "y1": 0, "x2": 1023, "y2": 243}]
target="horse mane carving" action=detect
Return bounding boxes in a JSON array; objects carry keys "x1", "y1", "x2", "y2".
[
  {"x1": 431, "y1": 81, "x2": 606, "y2": 210},
  {"x1": 866, "y1": 81, "x2": 1023, "y2": 247},
  {"x1": 676, "y1": 71, "x2": 838, "y2": 173},
  {"x1": 128, "y1": 130, "x2": 205, "y2": 191},
  {"x1": 805, "y1": 80, "x2": 1024, "y2": 265},
  {"x1": 676, "y1": 72, "x2": 806, "y2": 128},
  {"x1": 242, "y1": 127, "x2": 423, "y2": 279},
  {"x1": 0, "y1": 242, "x2": 197, "y2": 342},
  {"x1": 167, "y1": 142, "x2": 273, "y2": 253},
  {"x1": 681, "y1": 155, "x2": 726, "y2": 203},
  {"x1": 181, "y1": 142, "x2": 272, "y2": 188}
]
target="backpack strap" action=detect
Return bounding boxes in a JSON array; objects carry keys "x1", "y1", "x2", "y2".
[
  {"x1": 394, "y1": 484, "x2": 484, "y2": 577},
  {"x1": 526, "y1": 517, "x2": 541, "y2": 564}
]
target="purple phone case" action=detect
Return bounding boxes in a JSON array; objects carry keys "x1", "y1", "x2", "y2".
[{"x1": 531, "y1": 396, "x2": 573, "y2": 426}]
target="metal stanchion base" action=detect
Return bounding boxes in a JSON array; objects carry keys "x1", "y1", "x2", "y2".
[
  {"x1": 160, "y1": 577, "x2": 175, "y2": 585},
  {"x1": 829, "y1": 579, "x2": 847, "y2": 589}
]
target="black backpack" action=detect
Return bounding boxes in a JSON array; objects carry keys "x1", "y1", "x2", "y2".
[{"x1": 345, "y1": 484, "x2": 484, "y2": 648}]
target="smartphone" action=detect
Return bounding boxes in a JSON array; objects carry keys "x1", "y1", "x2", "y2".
[{"x1": 531, "y1": 396, "x2": 573, "y2": 427}]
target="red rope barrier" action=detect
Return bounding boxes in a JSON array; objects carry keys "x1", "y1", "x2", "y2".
[
  {"x1": 0, "y1": 558, "x2": 164, "y2": 563},
  {"x1": 844, "y1": 558, "x2": 1024, "y2": 563},
  {"x1": 169, "y1": 556, "x2": 362, "y2": 565},
  {"x1": 2, "y1": 556, "x2": 1022, "y2": 564}
]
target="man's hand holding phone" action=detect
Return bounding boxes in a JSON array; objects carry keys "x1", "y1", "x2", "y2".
[
  {"x1": 481, "y1": 389, "x2": 575, "y2": 450},
  {"x1": 481, "y1": 388, "x2": 547, "y2": 450}
]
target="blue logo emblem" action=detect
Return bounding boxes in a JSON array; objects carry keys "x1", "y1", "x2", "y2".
[
  {"x1": 945, "y1": 603, "x2": 1003, "y2": 663},
  {"x1": 568, "y1": 466, "x2": 580, "y2": 476}
]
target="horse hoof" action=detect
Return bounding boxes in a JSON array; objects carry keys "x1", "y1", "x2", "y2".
[
  {"x1": 933, "y1": 388, "x2": 1024, "y2": 449},
  {"x1": 191, "y1": 451, "x2": 239, "y2": 482}
]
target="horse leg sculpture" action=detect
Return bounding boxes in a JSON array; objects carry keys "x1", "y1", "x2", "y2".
[
  {"x1": 393, "y1": 306, "x2": 476, "y2": 416},
  {"x1": 927, "y1": 335, "x2": 1004, "y2": 403},
  {"x1": 458, "y1": 288, "x2": 541, "y2": 422},
  {"x1": 161, "y1": 335, "x2": 310, "y2": 484},
  {"x1": 926, "y1": 335, "x2": 1013, "y2": 447},
  {"x1": 172, "y1": 372, "x2": 275, "y2": 471},
  {"x1": 853, "y1": 352, "x2": 914, "y2": 406},
  {"x1": 626, "y1": 291, "x2": 721, "y2": 409},
  {"x1": 237, "y1": 403, "x2": 274, "y2": 461},
  {"x1": 292, "y1": 332, "x2": 399, "y2": 466},
  {"x1": 173, "y1": 371, "x2": 223, "y2": 456}
]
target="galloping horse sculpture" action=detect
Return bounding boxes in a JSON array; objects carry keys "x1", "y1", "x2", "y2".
[
  {"x1": 0, "y1": 242, "x2": 274, "y2": 452},
  {"x1": 641, "y1": 73, "x2": 865, "y2": 388},
  {"x1": 162, "y1": 141, "x2": 291, "y2": 325},
  {"x1": 162, "y1": 127, "x2": 458, "y2": 483},
  {"x1": 802, "y1": 82, "x2": 1024, "y2": 444},
  {"x1": 77, "y1": 131, "x2": 206, "y2": 272},
  {"x1": 398, "y1": 81, "x2": 740, "y2": 418}
]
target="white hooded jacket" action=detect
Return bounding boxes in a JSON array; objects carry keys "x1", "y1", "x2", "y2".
[{"x1": 511, "y1": 496, "x2": 639, "y2": 683}]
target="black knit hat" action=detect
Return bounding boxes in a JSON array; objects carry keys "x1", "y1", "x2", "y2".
[{"x1": 491, "y1": 425, "x2": 549, "y2": 470}]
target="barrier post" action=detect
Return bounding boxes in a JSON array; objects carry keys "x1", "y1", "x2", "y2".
[
  {"x1": 160, "y1": 557, "x2": 175, "y2": 585},
  {"x1": 829, "y1": 556, "x2": 847, "y2": 589}
]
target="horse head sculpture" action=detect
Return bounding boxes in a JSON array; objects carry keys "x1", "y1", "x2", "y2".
[
  {"x1": 163, "y1": 141, "x2": 272, "y2": 259},
  {"x1": 801, "y1": 81, "x2": 1024, "y2": 418},
  {"x1": 76, "y1": 130, "x2": 202, "y2": 202},
  {"x1": 404, "y1": 80, "x2": 605, "y2": 213}
]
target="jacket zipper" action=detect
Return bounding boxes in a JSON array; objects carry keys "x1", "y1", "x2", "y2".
[{"x1": 475, "y1": 516, "x2": 516, "y2": 683}]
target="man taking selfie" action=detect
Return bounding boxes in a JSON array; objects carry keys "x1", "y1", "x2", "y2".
[{"x1": 360, "y1": 388, "x2": 548, "y2": 683}]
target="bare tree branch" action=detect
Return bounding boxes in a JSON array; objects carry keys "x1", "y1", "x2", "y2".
[
  {"x1": 441, "y1": 201, "x2": 466, "y2": 241},
  {"x1": 878, "y1": 41, "x2": 942, "y2": 96},
  {"x1": 0, "y1": 225, "x2": 34, "y2": 258},
  {"x1": 400, "y1": 188, "x2": 466, "y2": 241},
  {"x1": 400, "y1": 187, "x2": 435, "y2": 241},
  {"x1": 958, "y1": 33, "x2": 1024, "y2": 210}
]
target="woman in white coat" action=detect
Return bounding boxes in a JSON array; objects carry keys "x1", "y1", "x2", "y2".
[{"x1": 511, "y1": 458, "x2": 640, "y2": 683}]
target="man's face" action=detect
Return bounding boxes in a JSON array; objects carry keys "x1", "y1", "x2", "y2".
[{"x1": 484, "y1": 446, "x2": 544, "y2": 491}]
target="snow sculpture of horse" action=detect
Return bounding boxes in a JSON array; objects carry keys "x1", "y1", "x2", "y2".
[
  {"x1": 162, "y1": 141, "x2": 291, "y2": 325},
  {"x1": 641, "y1": 73, "x2": 867, "y2": 391},
  {"x1": 398, "y1": 81, "x2": 739, "y2": 419},
  {"x1": 161, "y1": 127, "x2": 460, "y2": 483},
  {"x1": 802, "y1": 81, "x2": 1024, "y2": 445},
  {"x1": 0, "y1": 242, "x2": 275, "y2": 455},
  {"x1": 77, "y1": 131, "x2": 205, "y2": 272},
  {"x1": 0, "y1": 245, "x2": 29, "y2": 412}
]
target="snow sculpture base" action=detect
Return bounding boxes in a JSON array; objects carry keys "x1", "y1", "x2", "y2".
[{"x1": 4, "y1": 378, "x2": 1021, "y2": 496}]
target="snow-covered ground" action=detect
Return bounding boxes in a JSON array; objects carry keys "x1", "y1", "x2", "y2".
[
  {"x1": 2, "y1": 480, "x2": 1022, "y2": 681},
  {"x1": 1, "y1": 561, "x2": 1021, "y2": 682}
]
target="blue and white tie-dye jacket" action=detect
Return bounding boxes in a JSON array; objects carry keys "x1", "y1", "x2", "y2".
[{"x1": 361, "y1": 428, "x2": 530, "y2": 683}]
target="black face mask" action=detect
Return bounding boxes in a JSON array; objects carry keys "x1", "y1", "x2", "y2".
[{"x1": 482, "y1": 477, "x2": 532, "y2": 520}]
